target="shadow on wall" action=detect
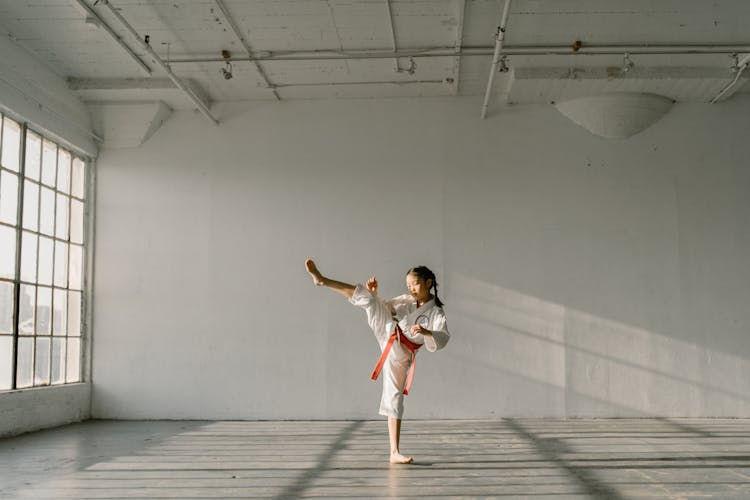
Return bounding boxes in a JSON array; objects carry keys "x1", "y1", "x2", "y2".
[{"x1": 444, "y1": 272, "x2": 750, "y2": 417}]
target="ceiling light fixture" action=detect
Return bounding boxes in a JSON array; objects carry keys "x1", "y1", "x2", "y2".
[
  {"x1": 407, "y1": 57, "x2": 416, "y2": 75},
  {"x1": 397, "y1": 57, "x2": 417, "y2": 75},
  {"x1": 622, "y1": 52, "x2": 635, "y2": 74},
  {"x1": 498, "y1": 55, "x2": 509, "y2": 73},
  {"x1": 220, "y1": 50, "x2": 233, "y2": 80},
  {"x1": 729, "y1": 53, "x2": 740, "y2": 73}
]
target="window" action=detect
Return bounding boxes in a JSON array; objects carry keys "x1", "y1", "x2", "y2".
[{"x1": 0, "y1": 114, "x2": 88, "y2": 390}]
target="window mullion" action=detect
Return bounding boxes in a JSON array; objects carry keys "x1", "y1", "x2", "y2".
[{"x1": 11, "y1": 123, "x2": 28, "y2": 390}]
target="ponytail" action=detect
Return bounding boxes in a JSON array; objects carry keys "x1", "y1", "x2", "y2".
[
  {"x1": 406, "y1": 265, "x2": 445, "y2": 308},
  {"x1": 432, "y1": 282, "x2": 444, "y2": 308}
]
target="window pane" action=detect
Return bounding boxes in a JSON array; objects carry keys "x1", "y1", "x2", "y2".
[
  {"x1": 55, "y1": 194, "x2": 69, "y2": 240},
  {"x1": 1, "y1": 117, "x2": 21, "y2": 171},
  {"x1": 69, "y1": 244, "x2": 82, "y2": 290},
  {"x1": 0, "y1": 170, "x2": 19, "y2": 224},
  {"x1": 51, "y1": 337, "x2": 66, "y2": 385},
  {"x1": 57, "y1": 149, "x2": 71, "y2": 194},
  {"x1": 16, "y1": 337, "x2": 34, "y2": 388},
  {"x1": 38, "y1": 236, "x2": 53, "y2": 285},
  {"x1": 36, "y1": 286, "x2": 51, "y2": 335},
  {"x1": 0, "y1": 336, "x2": 12, "y2": 390},
  {"x1": 41, "y1": 139, "x2": 57, "y2": 186},
  {"x1": 71, "y1": 158, "x2": 85, "y2": 199},
  {"x1": 35, "y1": 336, "x2": 50, "y2": 386},
  {"x1": 54, "y1": 241, "x2": 68, "y2": 287},
  {"x1": 0, "y1": 282, "x2": 13, "y2": 333},
  {"x1": 22, "y1": 180, "x2": 39, "y2": 231},
  {"x1": 0, "y1": 128, "x2": 90, "y2": 390},
  {"x1": 66, "y1": 337, "x2": 80, "y2": 383},
  {"x1": 0, "y1": 225, "x2": 17, "y2": 279},
  {"x1": 19, "y1": 284, "x2": 35, "y2": 334},
  {"x1": 39, "y1": 186, "x2": 54, "y2": 235},
  {"x1": 20, "y1": 231, "x2": 37, "y2": 283},
  {"x1": 25, "y1": 131, "x2": 41, "y2": 181},
  {"x1": 53, "y1": 288, "x2": 67, "y2": 335},
  {"x1": 70, "y1": 199, "x2": 83, "y2": 244},
  {"x1": 68, "y1": 291, "x2": 81, "y2": 336}
]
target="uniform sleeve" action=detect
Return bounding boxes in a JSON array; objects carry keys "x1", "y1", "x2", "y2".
[
  {"x1": 423, "y1": 312, "x2": 450, "y2": 352},
  {"x1": 348, "y1": 283, "x2": 375, "y2": 307}
]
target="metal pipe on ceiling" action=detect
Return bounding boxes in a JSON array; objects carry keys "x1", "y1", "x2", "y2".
[
  {"x1": 481, "y1": 0, "x2": 512, "y2": 119},
  {"x1": 451, "y1": 0, "x2": 467, "y2": 96},
  {"x1": 502, "y1": 44, "x2": 750, "y2": 56},
  {"x1": 384, "y1": 0, "x2": 400, "y2": 73},
  {"x1": 165, "y1": 43, "x2": 750, "y2": 64},
  {"x1": 274, "y1": 79, "x2": 444, "y2": 88},
  {"x1": 95, "y1": 0, "x2": 219, "y2": 125},
  {"x1": 711, "y1": 53, "x2": 750, "y2": 103},
  {"x1": 71, "y1": 0, "x2": 152, "y2": 76},
  {"x1": 213, "y1": 0, "x2": 280, "y2": 101}
]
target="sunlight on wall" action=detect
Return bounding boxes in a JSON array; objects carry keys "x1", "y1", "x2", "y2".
[{"x1": 446, "y1": 272, "x2": 750, "y2": 417}]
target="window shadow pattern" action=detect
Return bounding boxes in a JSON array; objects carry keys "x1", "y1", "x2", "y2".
[{"x1": 2, "y1": 419, "x2": 750, "y2": 499}]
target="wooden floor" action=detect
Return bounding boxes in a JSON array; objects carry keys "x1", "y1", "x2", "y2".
[{"x1": 1, "y1": 419, "x2": 750, "y2": 499}]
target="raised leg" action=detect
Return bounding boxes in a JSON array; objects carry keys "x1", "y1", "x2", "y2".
[{"x1": 305, "y1": 259, "x2": 356, "y2": 299}]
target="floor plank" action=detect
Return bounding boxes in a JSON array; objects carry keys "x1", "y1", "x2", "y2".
[{"x1": 1, "y1": 419, "x2": 749, "y2": 499}]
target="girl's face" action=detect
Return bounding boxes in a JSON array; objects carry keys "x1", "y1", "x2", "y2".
[{"x1": 406, "y1": 273, "x2": 433, "y2": 303}]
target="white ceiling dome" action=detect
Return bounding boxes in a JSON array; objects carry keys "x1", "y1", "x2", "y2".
[{"x1": 555, "y1": 93, "x2": 674, "y2": 139}]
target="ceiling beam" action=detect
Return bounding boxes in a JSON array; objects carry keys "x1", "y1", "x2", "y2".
[
  {"x1": 213, "y1": 0, "x2": 280, "y2": 101},
  {"x1": 68, "y1": 78, "x2": 178, "y2": 90},
  {"x1": 70, "y1": 0, "x2": 151, "y2": 76},
  {"x1": 325, "y1": 0, "x2": 351, "y2": 75},
  {"x1": 384, "y1": 0, "x2": 400, "y2": 73},
  {"x1": 94, "y1": 0, "x2": 218, "y2": 125},
  {"x1": 67, "y1": 77, "x2": 211, "y2": 104},
  {"x1": 452, "y1": 0, "x2": 466, "y2": 96}
]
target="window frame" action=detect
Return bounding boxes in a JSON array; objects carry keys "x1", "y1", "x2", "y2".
[{"x1": 0, "y1": 112, "x2": 92, "y2": 392}]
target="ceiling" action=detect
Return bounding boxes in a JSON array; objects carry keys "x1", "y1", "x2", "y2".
[{"x1": 0, "y1": 0, "x2": 748, "y2": 117}]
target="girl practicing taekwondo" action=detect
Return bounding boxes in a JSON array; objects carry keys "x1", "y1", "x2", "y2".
[{"x1": 305, "y1": 259, "x2": 450, "y2": 464}]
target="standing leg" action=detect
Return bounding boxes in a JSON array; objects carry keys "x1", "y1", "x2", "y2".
[
  {"x1": 305, "y1": 259, "x2": 356, "y2": 298},
  {"x1": 388, "y1": 417, "x2": 413, "y2": 464}
]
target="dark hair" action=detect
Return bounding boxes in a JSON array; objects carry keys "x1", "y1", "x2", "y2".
[{"x1": 406, "y1": 266, "x2": 444, "y2": 307}]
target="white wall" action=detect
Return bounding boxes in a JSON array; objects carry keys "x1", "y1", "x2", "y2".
[
  {"x1": 92, "y1": 96, "x2": 750, "y2": 419},
  {"x1": 0, "y1": 33, "x2": 94, "y2": 436}
]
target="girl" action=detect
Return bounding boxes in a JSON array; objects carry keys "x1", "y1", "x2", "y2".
[{"x1": 305, "y1": 259, "x2": 450, "y2": 464}]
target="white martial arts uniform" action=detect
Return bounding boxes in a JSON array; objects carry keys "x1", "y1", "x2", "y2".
[{"x1": 349, "y1": 284, "x2": 450, "y2": 419}]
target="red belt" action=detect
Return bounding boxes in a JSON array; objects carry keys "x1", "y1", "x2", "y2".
[{"x1": 370, "y1": 325, "x2": 422, "y2": 395}]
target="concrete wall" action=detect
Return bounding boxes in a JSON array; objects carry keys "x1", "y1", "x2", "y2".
[
  {"x1": 0, "y1": 383, "x2": 91, "y2": 437},
  {"x1": 92, "y1": 96, "x2": 750, "y2": 419}
]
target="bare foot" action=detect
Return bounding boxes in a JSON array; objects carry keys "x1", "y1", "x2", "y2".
[
  {"x1": 389, "y1": 452, "x2": 413, "y2": 464},
  {"x1": 305, "y1": 259, "x2": 325, "y2": 286}
]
